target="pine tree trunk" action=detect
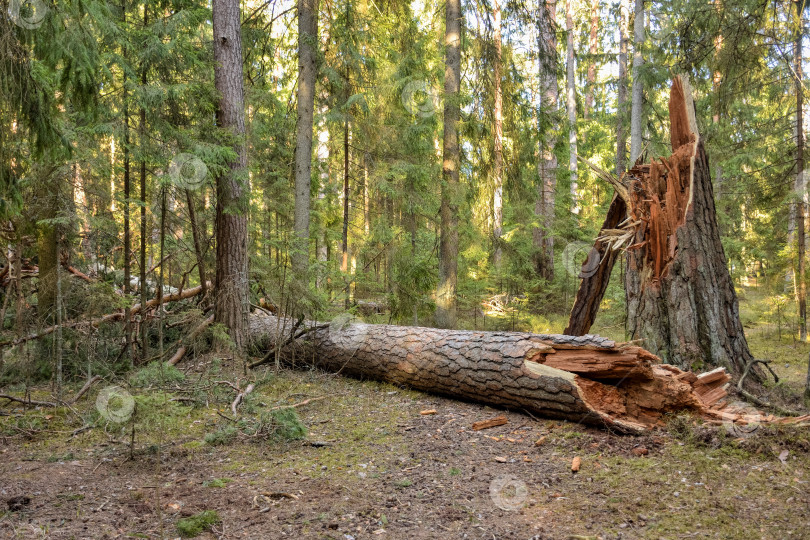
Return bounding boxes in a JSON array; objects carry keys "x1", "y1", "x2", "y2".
[
  {"x1": 213, "y1": 0, "x2": 249, "y2": 351},
  {"x1": 629, "y1": 0, "x2": 645, "y2": 163},
  {"x1": 436, "y1": 0, "x2": 462, "y2": 329},
  {"x1": 249, "y1": 314, "x2": 747, "y2": 434},
  {"x1": 533, "y1": 0, "x2": 558, "y2": 281},
  {"x1": 292, "y1": 0, "x2": 319, "y2": 278},
  {"x1": 623, "y1": 77, "x2": 754, "y2": 375},
  {"x1": 616, "y1": 0, "x2": 629, "y2": 177},
  {"x1": 492, "y1": 0, "x2": 504, "y2": 267},
  {"x1": 565, "y1": 0, "x2": 578, "y2": 214},
  {"x1": 565, "y1": 78, "x2": 755, "y2": 377}
]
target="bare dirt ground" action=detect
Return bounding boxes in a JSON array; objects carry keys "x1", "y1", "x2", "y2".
[{"x1": 2, "y1": 363, "x2": 810, "y2": 540}]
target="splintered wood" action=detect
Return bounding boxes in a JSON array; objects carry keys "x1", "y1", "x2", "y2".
[{"x1": 472, "y1": 416, "x2": 508, "y2": 431}]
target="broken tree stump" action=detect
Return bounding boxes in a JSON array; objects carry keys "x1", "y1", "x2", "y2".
[{"x1": 565, "y1": 76, "x2": 755, "y2": 377}]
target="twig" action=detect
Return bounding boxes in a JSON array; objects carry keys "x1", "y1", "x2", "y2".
[
  {"x1": 268, "y1": 395, "x2": 327, "y2": 411},
  {"x1": 231, "y1": 383, "x2": 255, "y2": 416},
  {"x1": 0, "y1": 394, "x2": 57, "y2": 407},
  {"x1": 70, "y1": 375, "x2": 102, "y2": 404}
]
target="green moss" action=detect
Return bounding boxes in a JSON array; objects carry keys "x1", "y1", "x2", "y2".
[{"x1": 176, "y1": 510, "x2": 221, "y2": 538}]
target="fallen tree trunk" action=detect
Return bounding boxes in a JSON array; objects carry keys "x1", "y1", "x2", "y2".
[{"x1": 249, "y1": 314, "x2": 808, "y2": 433}]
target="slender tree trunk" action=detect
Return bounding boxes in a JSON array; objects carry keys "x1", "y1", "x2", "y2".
[
  {"x1": 796, "y1": 0, "x2": 807, "y2": 341},
  {"x1": 186, "y1": 190, "x2": 208, "y2": 301},
  {"x1": 363, "y1": 151, "x2": 370, "y2": 235},
  {"x1": 436, "y1": 0, "x2": 462, "y2": 328},
  {"x1": 292, "y1": 0, "x2": 319, "y2": 278},
  {"x1": 316, "y1": 117, "x2": 329, "y2": 288},
  {"x1": 341, "y1": 116, "x2": 350, "y2": 308},
  {"x1": 492, "y1": 0, "x2": 504, "y2": 267},
  {"x1": 616, "y1": 0, "x2": 629, "y2": 178},
  {"x1": 629, "y1": 0, "x2": 645, "y2": 164},
  {"x1": 584, "y1": 0, "x2": 598, "y2": 118},
  {"x1": 37, "y1": 174, "x2": 58, "y2": 325},
  {"x1": 533, "y1": 0, "x2": 558, "y2": 281},
  {"x1": 123, "y1": 38, "x2": 133, "y2": 367},
  {"x1": 54, "y1": 233, "x2": 63, "y2": 401},
  {"x1": 139, "y1": 94, "x2": 148, "y2": 362},
  {"x1": 566, "y1": 0, "x2": 578, "y2": 214}
]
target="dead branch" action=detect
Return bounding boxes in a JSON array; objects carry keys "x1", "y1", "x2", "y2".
[{"x1": 231, "y1": 383, "x2": 255, "y2": 416}]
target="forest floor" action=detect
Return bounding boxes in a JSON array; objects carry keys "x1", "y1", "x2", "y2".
[{"x1": 1, "y1": 286, "x2": 810, "y2": 539}]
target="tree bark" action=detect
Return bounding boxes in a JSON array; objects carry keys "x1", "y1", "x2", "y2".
[
  {"x1": 565, "y1": 0, "x2": 578, "y2": 214},
  {"x1": 492, "y1": 0, "x2": 504, "y2": 267},
  {"x1": 249, "y1": 313, "x2": 767, "y2": 433},
  {"x1": 436, "y1": 0, "x2": 462, "y2": 328},
  {"x1": 213, "y1": 0, "x2": 250, "y2": 351},
  {"x1": 292, "y1": 0, "x2": 319, "y2": 278},
  {"x1": 533, "y1": 0, "x2": 559, "y2": 281},
  {"x1": 629, "y1": 0, "x2": 645, "y2": 163},
  {"x1": 616, "y1": 0, "x2": 629, "y2": 177}
]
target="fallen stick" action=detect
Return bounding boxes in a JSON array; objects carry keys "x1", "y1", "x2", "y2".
[
  {"x1": 70, "y1": 375, "x2": 102, "y2": 404},
  {"x1": 231, "y1": 383, "x2": 255, "y2": 416},
  {"x1": 267, "y1": 395, "x2": 327, "y2": 411},
  {"x1": 167, "y1": 315, "x2": 215, "y2": 366}
]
